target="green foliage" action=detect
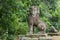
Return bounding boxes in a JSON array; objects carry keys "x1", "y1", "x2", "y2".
[{"x1": 0, "y1": 0, "x2": 60, "y2": 40}]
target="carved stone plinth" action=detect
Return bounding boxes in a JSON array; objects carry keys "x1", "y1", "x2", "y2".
[
  {"x1": 26, "y1": 34, "x2": 47, "y2": 38},
  {"x1": 15, "y1": 33, "x2": 60, "y2": 40},
  {"x1": 47, "y1": 33, "x2": 60, "y2": 36}
]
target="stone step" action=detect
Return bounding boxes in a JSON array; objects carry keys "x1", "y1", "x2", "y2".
[
  {"x1": 15, "y1": 36, "x2": 60, "y2": 40},
  {"x1": 26, "y1": 34, "x2": 47, "y2": 38},
  {"x1": 47, "y1": 33, "x2": 60, "y2": 36},
  {"x1": 15, "y1": 33, "x2": 60, "y2": 40},
  {"x1": 19, "y1": 37, "x2": 52, "y2": 40}
]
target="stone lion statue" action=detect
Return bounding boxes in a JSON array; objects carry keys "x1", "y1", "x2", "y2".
[{"x1": 27, "y1": 6, "x2": 47, "y2": 34}]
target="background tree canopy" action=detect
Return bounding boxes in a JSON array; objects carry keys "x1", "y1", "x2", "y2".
[{"x1": 0, "y1": 0, "x2": 60, "y2": 40}]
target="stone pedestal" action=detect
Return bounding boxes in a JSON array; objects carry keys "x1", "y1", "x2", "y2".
[
  {"x1": 15, "y1": 33, "x2": 60, "y2": 40},
  {"x1": 48, "y1": 33, "x2": 60, "y2": 36},
  {"x1": 26, "y1": 34, "x2": 47, "y2": 38}
]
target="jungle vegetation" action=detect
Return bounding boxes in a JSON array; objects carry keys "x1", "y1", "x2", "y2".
[{"x1": 0, "y1": 0, "x2": 60, "y2": 40}]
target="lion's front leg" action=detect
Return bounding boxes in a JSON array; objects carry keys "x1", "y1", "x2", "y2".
[{"x1": 29, "y1": 25, "x2": 33, "y2": 34}]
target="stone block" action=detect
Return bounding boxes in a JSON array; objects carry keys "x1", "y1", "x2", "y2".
[{"x1": 39, "y1": 37, "x2": 52, "y2": 40}]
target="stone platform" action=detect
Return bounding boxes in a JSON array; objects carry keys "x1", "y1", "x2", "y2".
[
  {"x1": 26, "y1": 34, "x2": 47, "y2": 38},
  {"x1": 15, "y1": 33, "x2": 60, "y2": 40},
  {"x1": 47, "y1": 33, "x2": 60, "y2": 36}
]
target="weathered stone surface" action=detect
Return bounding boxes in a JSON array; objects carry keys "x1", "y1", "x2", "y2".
[
  {"x1": 39, "y1": 37, "x2": 52, "y2": 40},
  {"x1": 18, "y1": 36, "x2": 52, "y2": 40},
  {"x1": 15, "y1": 36, "x2": 60, "y2": 40},
  {"x1": 48, "y1": 33, "x2": 60, "y2": 36},
  {"x1": 52, "y1": 36, "x2": 60, "y2": 40},
  {"x1": 26, "y1": 34, "x2": 47, "y2": 38},
  {"x1": 15, "y1": 34, "x2": 60, "y2": 40},
  {"x1": 22, "y1": 38, "x2": 38, "y2": 40},
  {"x1": 21, "y1": 37, "x2": 30, "y2": 40}
]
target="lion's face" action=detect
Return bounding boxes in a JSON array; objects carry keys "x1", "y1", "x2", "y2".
[{"x1": 29, "y1": 6, "x2": 39, "y2": 16}]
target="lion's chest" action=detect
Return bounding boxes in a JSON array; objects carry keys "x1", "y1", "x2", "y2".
[{"x1": 28, "y1": 15, "x2": 39, "y2": 25}]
